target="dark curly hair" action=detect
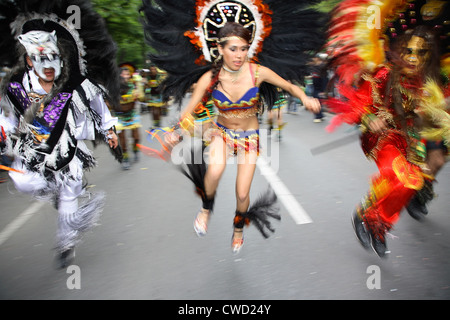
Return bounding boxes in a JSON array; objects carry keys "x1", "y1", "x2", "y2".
[{"x1": 204, "y1": 22, "x2": 260, "y2": 108}]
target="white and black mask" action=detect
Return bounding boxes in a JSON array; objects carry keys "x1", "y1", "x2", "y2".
[{"x1": 18, "y1": 30, "x2": 61, "y2": 81}]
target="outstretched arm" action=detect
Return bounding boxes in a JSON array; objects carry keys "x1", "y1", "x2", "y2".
[{"x1": 258, "y1": 66, "x2": 321, "y2": 113}]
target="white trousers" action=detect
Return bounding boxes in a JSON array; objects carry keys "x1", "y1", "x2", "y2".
[{"x1": 9, "y1": 158, "x2": 85, "y2": 252}]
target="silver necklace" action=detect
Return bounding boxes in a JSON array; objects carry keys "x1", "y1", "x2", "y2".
[{"x1": 222, "y1": 65, "x2": 242, "y2": 83}]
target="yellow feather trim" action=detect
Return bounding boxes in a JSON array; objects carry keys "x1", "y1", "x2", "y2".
[
  {"x1": 353, "y1": 0, "x2": 406, "y2": 72},
  {"x1": 442, "y1": 55, "x2": 450, "y2": 78},
  {"x1": 418, "y1": 79, "x2": 450, "y2": 144}
]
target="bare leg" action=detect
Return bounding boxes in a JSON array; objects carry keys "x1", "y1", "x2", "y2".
[
  {"x1": 277, "y1": 109, "x2": 283, "y2": 128},
  {"x1": 118, "y1": 130, "x2": 130, "y2": 169},
  {"x1": 235, "y1": 151, "x2": 257, "y2": 212},
  {"x1": 204, "y1": 136, "x2": 227, "y2": 199},
  {"x1": 233, "y1": 151, "x2": 258, "y2": 244},
  {"x1": 132, "y1": 127, "x2": 140, "y2": 162},
  {"x1": 194, "y1": 136, "x2": 227, "y2": 235},
  {"x1": 152, "y1": 106, "x2": 161, "y2": 127},
  {"x1": 118, "y1": 131, "x2": 126, "y2": 154}
]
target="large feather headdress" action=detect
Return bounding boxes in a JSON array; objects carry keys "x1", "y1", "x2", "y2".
[
  {"x1": 0, "y1": 0, "x2": 120, "y2": 106},
  {"x1": 141, "y1": 0, "x2": 327, "y2": 104},
  {"x1": 327, "y1": 0, "x2": 449, "y2": 84}
]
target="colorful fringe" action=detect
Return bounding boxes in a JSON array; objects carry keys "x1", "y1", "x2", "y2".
[
  {"x1": 115, "y1": 110, "x2": 142, "y2": 131},
  {"x1": 205, "y1": 122, "x2": 260, "y2": 157},
  {"x1": 418, "y1": 79, "x2": 450, "y2": 145}
]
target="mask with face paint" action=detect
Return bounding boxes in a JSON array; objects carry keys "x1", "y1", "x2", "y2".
[
  {"x1": 18, "y1": 30, "x2": 61, "y2": 81},
  {"x1": 400, "y1": 35, "x2": 430, "y2": 76}
]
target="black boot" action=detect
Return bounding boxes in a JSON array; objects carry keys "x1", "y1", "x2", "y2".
[
  {"x1": 193, "y1": 195, "x2": 215, "y2": 237},
  {"x1": 366, "y1": 218, "x2": 391, "y2": 259},
  {"x1": 406, "y1": 180, "x2": 434, "y2": 220},
  {"x1": 351, "y1": 211, "x2": 371, "y2": 249},
  {"x1": 371, "y1": 234, "x2": 388, "y2": 258},
  {"x1": 406, "y1": 195, "x2": 428, "y2": 220},
  {"x1": 57, "y1": 247, "x2": 75, "y2": 269}
]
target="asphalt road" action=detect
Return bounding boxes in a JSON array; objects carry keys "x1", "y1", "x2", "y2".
[{"x1": 1, "y1": 102, "x2": 449, "y2": 300}]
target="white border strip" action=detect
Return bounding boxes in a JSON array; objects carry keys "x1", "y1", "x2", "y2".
[{"x1": 257, "y1": 156, "x2": 313, "y2": 225}]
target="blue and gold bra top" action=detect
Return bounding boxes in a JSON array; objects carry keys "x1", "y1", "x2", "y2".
[{"x1": 212, "y1": 64, "x2": 260, "y2": 119}]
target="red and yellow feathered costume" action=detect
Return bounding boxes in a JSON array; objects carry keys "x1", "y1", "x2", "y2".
[{"x1": 326, "y1": 0, "x2": 449, "y2": 249}]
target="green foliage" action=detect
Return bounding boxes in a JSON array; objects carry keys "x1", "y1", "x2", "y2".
[
  {"x1": 91, "y1": 0, "x2": 343, "y2": 69},
  {"x1": 92, "y1": 0, "x2": 150, "y2": 69},
  {"x1": 312, "y1": 0, "x2": 342, "y2": 13}
]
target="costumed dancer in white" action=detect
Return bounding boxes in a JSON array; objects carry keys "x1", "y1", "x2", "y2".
[{"x1": 0, "y1": 0, "x2": 121, "y2": 268}]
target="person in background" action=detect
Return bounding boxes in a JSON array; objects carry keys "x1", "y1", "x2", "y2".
[
  {"x1": 310, "y1": 54, "x2": 328, "y2": 123},
  {"x1": 145, "y1": 65, "x2": 168, "y2": 129},
  {"x1": 116, "y1": 63, "x2": 142, "y2": 170}
]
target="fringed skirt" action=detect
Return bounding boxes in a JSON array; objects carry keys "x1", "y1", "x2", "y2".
[
  {"x1": 116, "y1": 110, "x2": 141, "y2": 131},
  {"x1": 204, "y1": 122, "x2": 260, "y2": 157}
]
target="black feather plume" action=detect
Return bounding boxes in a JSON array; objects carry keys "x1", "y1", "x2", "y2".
[
  {"x1": 141, "y1": 0, "x2": 327, "y2": 106},
  {"x1": 246, "y1": 188, "x2": 280, "y2": 238},
  {"x1": 0, "y1": 0, "x2": 120, "y2": 107},
  {"x1": 177, "y1": 139, "x2": 214, "y2": 210}
]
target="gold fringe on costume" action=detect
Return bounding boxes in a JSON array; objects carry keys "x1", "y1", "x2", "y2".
[{"x1": 418, "y1": 79, "x2": 450, "y2": 145}]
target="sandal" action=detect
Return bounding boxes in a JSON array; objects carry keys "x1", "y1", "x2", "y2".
[
  {"x1": 231, "y1": 228, "x2": 244, "y2": 254},
  {"x1": 193, "y1": 208, "x2": 210, "y2": 237}
]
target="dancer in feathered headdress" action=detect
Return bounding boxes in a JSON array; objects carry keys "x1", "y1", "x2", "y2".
[
  {"x1": 326, "y1": 0, "x2": 449, "y2": 257},
  {"x1": 0, "y1": 0, "x2": 121, "y2": 267},
  {"x1": 140, "y1": 0, "x2": 326, "y2": 253}
]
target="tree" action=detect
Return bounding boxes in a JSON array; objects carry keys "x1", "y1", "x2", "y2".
[
  {"x1": 313, "y1": 0, "x2": 343, "y2": 13},
  {"x1": 91, "y1": 0, "x2": 343, "y2": 68},
  {"x1": 92, "y1": 0, "x2": 149, "y2": 69}
]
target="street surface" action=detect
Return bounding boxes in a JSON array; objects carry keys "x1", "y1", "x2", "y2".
[{"x1": 1, "y1": 101, "x2": 449, "y2": 300}]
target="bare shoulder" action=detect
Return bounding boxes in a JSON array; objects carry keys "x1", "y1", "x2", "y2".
[
  {"x1": 251, "y1": 63, "x2": 268, "y2": 72},
  {"x1": 255, "y1": 64, "x2": 273, "y2": 78},
  {"x1": 196, "y1": 70, "x2": 214, "y2": 88},
  {"x1": 199, "y1": 69, "x2": 213, "y2": 81}
]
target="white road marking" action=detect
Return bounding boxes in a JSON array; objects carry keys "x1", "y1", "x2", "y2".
[
  {"x1": 0, "y1": 156, "x2": 310, "y2": 247},
  {"x1": 257, "y1": 156, "x2": 313, "y2": 224},
  {"x1": 0, "y1": 201, "x2": 45, "y2": 246}
]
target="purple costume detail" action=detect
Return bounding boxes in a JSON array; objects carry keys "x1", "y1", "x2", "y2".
[
  {"x1": 41, "y1": 93, "x2": 71, "y2": 130},
  {"x1": 8, "y1": 82, "x2": 31, "y2": 110},
  {"x1": 8, "y1": 82, "x2": 71, "y2": 132}
]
